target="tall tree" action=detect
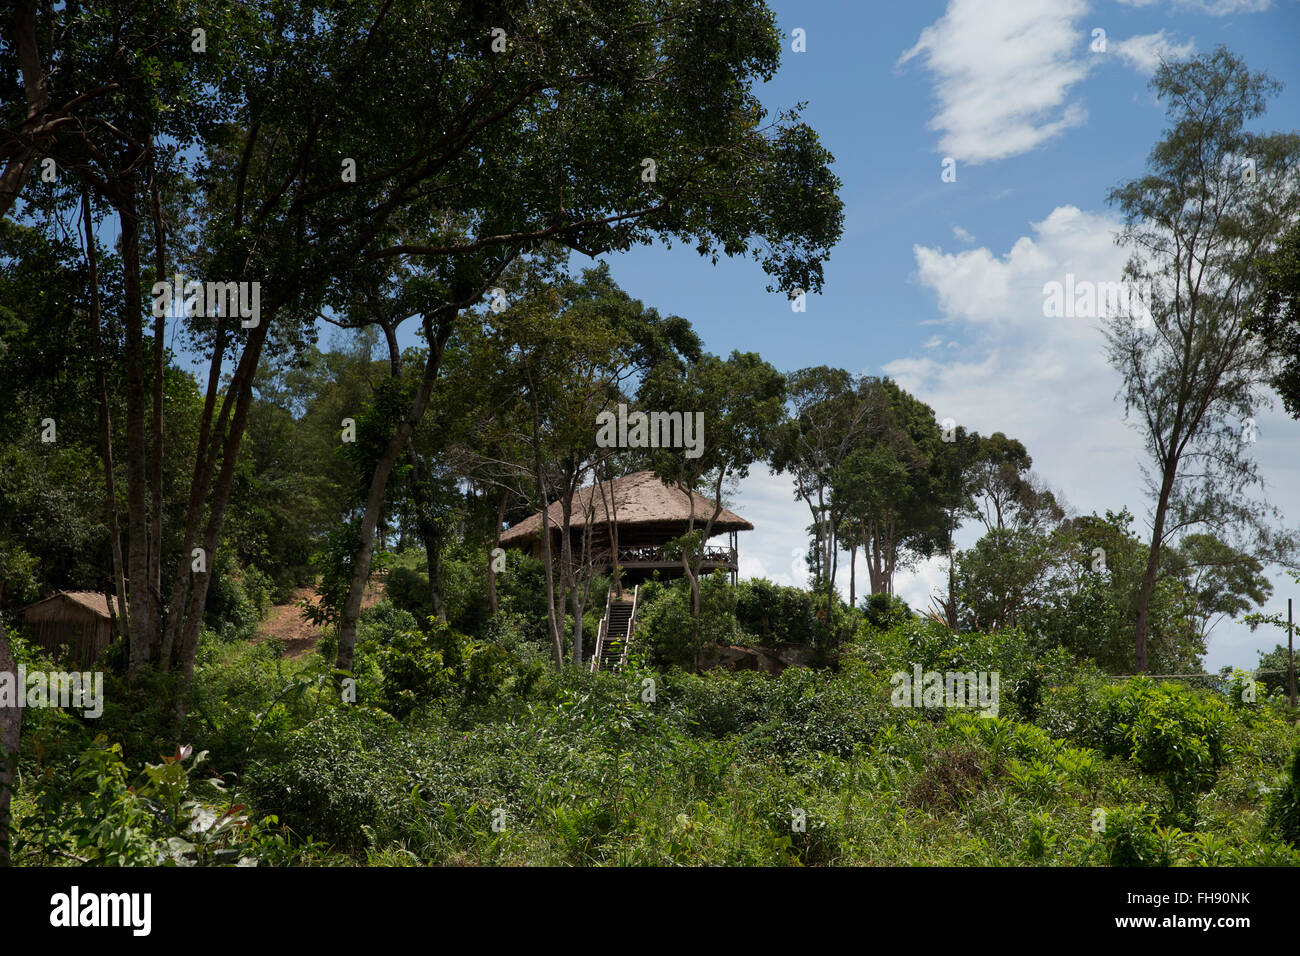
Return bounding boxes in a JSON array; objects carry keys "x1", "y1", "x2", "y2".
[
  {"x1": 1105, "y1": 48, "x2": 1300, "y2": 671},
  {"x1": 0, "y1": 618, "x2": 18, "y2": 867},
  {"x1": 771, "y1": 368, "x2": 877, "y2": 618},
  {"x1": 644, "y1": 350, "x2": 786, "y2": 660}
]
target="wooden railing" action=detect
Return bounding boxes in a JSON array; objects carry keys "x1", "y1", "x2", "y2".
[
  {"x1": 619, "y1": 585, "x2": 640, "y2": 669},
  {"x1": 614, "y1": 545, "x2": 736, "y2": 565},
  {"x1": 590, "y1": 587, "x2": 612, "y2": 674}
]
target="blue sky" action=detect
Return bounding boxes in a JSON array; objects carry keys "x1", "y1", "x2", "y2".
[{"x1": 577, "y1": 0, "x2": 1300, "y2": 672}]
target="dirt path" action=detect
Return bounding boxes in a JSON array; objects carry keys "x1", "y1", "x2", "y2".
[{"x1": 253, "y1": 579, "x2": 385, "y2": 659}]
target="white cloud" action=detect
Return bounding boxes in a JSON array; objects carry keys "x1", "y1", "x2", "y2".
[
  {"x1": 880, "y1": 203, "x2": 1300, "y2": 671},
  {"x1": 723, "y1": 209, "x2": 1297, "y2": 671},
  {"x1": 1112, "y1": 31, "x2": 1196, "y2": 75},
  {"x1": 922, "y1": 334, "x2": 945, "y2": 349},
  {"x1": 890, "y1": 204, "x2": 1144, "y2": 515},
  {"x1": 735, "y1": 467, "x2": 812, "y2": 589},
  {"x1": 953, "y1": 225, "x2": 976, "y2": 244},
  {"x1": 1117, "y1": 0, "x2": 1270, "y2": 12},
  {"x1": 1183, "y1": 0, "x2": 1271, "y2": 11},
  {"x1": 899, "y1": 0, "x2": 1091, "y2": 164}
]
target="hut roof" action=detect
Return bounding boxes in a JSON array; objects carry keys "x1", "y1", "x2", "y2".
[
  {"x1": 20, "y1": 590, "x2": 125, "y2": 621},
  {"x1": 499, "y1": 471, "x2": 753, "y2": 545}
]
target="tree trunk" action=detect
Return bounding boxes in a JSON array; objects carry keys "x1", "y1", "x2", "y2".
[
  {"x1": 83, "y1": 189, "x2": 129, "y2": 647},
  {"x1": 1134, "y1": 464, "x2": 1177, "y2": 673},
  {"x1": 0, "y1": 1, "x2": 50, "y2": 219},
  {"x1": 177, "y1": 319, "x2": 272, "y2": 684},
  {"x1": 147, "y1": 170, "x2": 167, "y2": 661},
  {"x1": 520, "y1": 356, "x2": 564, "y2": 669},
  {"x1": 849, "y1": 541, "x2": 856, "y2": 609},
  {"x1": 159, "y1": 308, "x2": 235, "y2": 668},
  {"x1": 336, "y1": 318, "x2": 454, "y2": 673},
  {"x1": 118, "y1": 189, "x2": 157, "y2": 677}
]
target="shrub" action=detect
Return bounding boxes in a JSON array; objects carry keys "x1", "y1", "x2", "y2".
[
  {"x1": 860, "y1": 592, "x2": 912, "y2": 631},
  {"x1": 908, "y1": 746, "x2": 988, "y2": 811},
  {"x1": 204, "y1": 555, "x2": 273, "y2": 642},
  {"x1": 1092, "y1": 805, "x2": 1186, "y2": 867},
  {"x1": 1268, "y1": 741, "x2": 1300, "y2": 847},
  {"x1": 636, "y1": 573, "x2": 741, "y2": 670},
  {"x1": 18, "y1": 736, "x2": 283, "y2": 866},
  {"x1": 385, "y1": 565, "x2": 432, "y2": 620},
  {"x1": 244, "y1": 706, "x2": 416, "y2": 852},
  {"x1": 1096, "y1": 679, "x2": 1231, "y2": 819}
]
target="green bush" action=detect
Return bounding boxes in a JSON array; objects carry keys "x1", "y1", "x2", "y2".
[
  {"x1": 244, "y1": 706, "x2": 417, "y2": 852},
  {"x1": 636, "y1": 573, "x2": 741, "y2": 670},
  {"x1": 736, "y1": 578, "x2": 816, "y2": 646},
  {"x1": 1269, "y1": 741, "x2": 1300, "y2": 847},
  {"x1": 18, "y1": 736, "x2": 285, "y2": 866},
  {"x1": 385, "y1": 565, "x2": 432, "y2": 620},
  {"x1": 860, "y1": 592, "x2": 912, "y2": 631},
  {"x1": 1093, "y1": 805, "x2": 1185, "y2": 867},
  {"x1": 204, "y1": 554, "x2": 273, "y2": 642},
  {"x1": 662, "y1": 660, "x2": 890, "y2": 761},
  {"x1": 1096, "y1": 679, "x2": 1231, "y2": 818}
]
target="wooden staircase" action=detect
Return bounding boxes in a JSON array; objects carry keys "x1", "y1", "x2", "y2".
[{"x1": 591, "y1": 585, "x2": 638, "y2": 673}]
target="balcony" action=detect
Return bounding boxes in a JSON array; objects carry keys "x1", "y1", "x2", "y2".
[{"x1": 611, "y1": 544, "x2": 737, "y2": 570}]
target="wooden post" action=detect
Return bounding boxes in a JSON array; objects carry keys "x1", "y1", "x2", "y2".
[
  {"x1": 1288, "y1": 597, "x2": 1295, "y2": 712},
  {"x1": 731, "y1": 530, "x2": 738, "y2": 586}
]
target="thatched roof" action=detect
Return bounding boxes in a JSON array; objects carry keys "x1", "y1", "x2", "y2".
[
  {"x1": 20, "y1": 590, "x2": 125, "y2": 622},
  {"x1": 500, "y1": 471, "x2": 752, "y2": 545}
]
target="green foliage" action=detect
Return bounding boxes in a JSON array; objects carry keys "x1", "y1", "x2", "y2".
[
  {"x1": 735, "y1": 577, "x2": 842, "y2": 647},
  {"x1": 635, "y1": 574, "x2": 741, "y2": 669},
  {"x1": 244, "y1": 707, "x2": 418, "y2": 853},
  {"x1": 1268, "y1": 741, "x2": 1300, "y2": 847},
  {"x1": 204, "y1": 554, "x2": 273, "y2": 643},
  {"x1": 1095, "y1": 806, "x2": 1184, "y2": 867},
  {"x1": 16, "y1": 618, "x2": 1298, "y2": 867},
  {"x1": 17, "y1": 736, "x2": 283, "y2": 866},
  {"x1": 356, "y1": 606, "x2": 540, "y2": 720},
  {"x1": 1096, "y1": 679, "x2": 1231, "y2": 819},
  {"x1": 860, "y1": 592, "x2": 912, "y2": 631}
]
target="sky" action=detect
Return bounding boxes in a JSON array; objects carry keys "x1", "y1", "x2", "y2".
[{"x1": 573, "y1": 0, "x2": 1300, "y2": 672}]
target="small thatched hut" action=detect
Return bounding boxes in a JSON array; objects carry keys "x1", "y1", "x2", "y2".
[
  {"x1": 19, "y1": 591, "x2": 124, "y2": 664},
  {"x1": 499, "y1": 471, "x2": 752, "y2": 584}
]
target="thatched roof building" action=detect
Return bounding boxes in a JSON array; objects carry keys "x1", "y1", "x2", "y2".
[
  {"x1": 19, "y1": 591, "x2": 124, "y2": 665},
  {"x1": 500, "y1": 471, "x2": 752, "y2": 583}
]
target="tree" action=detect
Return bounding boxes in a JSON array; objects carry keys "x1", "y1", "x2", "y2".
[
  {"x1": 838, "y1": 379, "x2": 960, "y2": 599},
  {"x1": 966, "y1": 433, "x2": 1063, "y2": 535},
  {"x1": 5, "y1": 2, "x2": 844, "y2": 689},
  {"x1": 956, "y1": 526, "x2": 1062, "y2": 633},
  {"x1": 1249, "y1": 221, "x2": 1300, "y2": 418},
  {"x1": 1163, "y1": 532, "x2": 1272, "y2": 646},
  {"x1": 644, "y1": 350, "x2": 786, "y2": 663},
  {"x1": 1038, "y1": 510, "x2": 1206, "y2": 674},
  {"x1": 1105, "y1": 47, "x2": 1300, "y2": 671},
  {"x1": 771, "y1": 368, "x2": 877, "y2": 619}
]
